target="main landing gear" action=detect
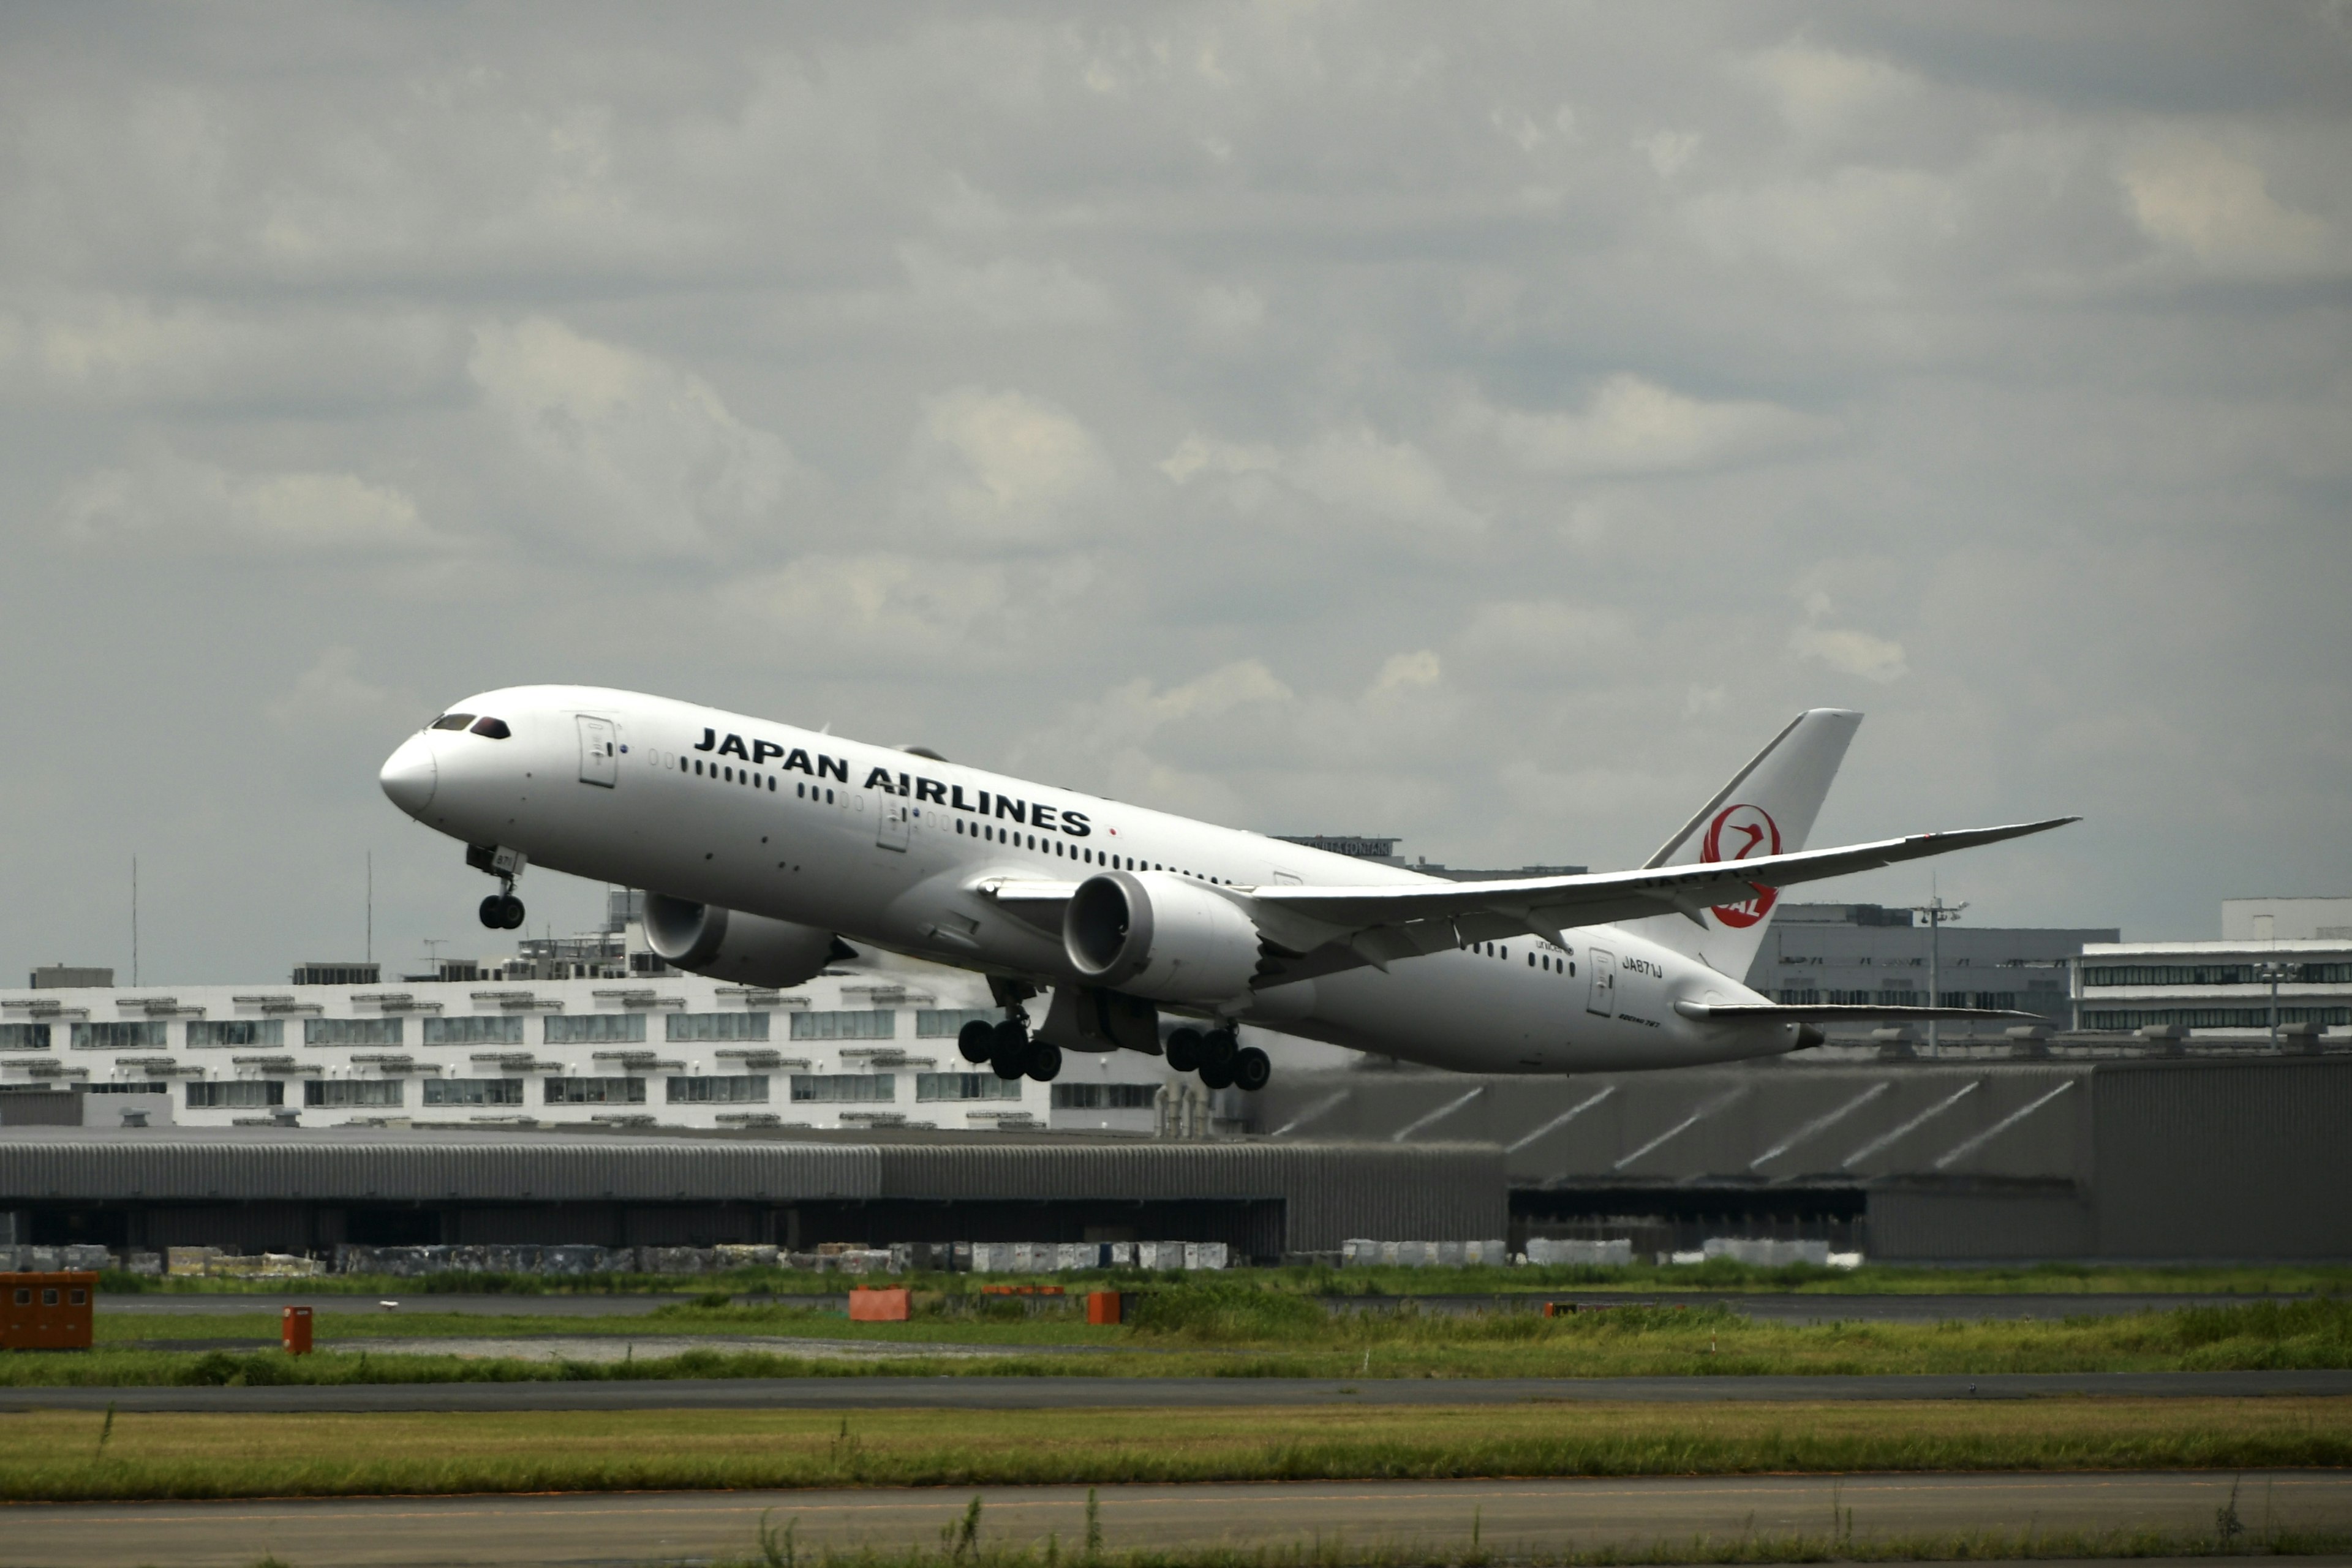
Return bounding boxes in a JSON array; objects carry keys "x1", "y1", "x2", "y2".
[
  {"x1": 960, "y1": 981, "x2": 1061, "y2": 1084},
  {"x1": 1164, "y1": 1027, "x2": 1270, "y2": 1093}
]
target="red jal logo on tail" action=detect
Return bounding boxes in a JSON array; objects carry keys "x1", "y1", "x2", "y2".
[{"x1": 1701, "y1": 804, "x2": 1781, "y2": 928}]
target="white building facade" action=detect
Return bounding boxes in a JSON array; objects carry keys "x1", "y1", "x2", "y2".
[
  {"x1": 0, "y1": 961, "x2": 1173, "y2": 1133},
  {"x1": 2073, "y1": 940, "x2": 2352, "y2": 1043}
]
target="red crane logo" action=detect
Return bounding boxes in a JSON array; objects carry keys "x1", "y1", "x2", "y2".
[{"x1": 1701, "y1": 804, "x2": 1781, "y2": 929}]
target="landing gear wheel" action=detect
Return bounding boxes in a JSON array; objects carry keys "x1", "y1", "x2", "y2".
[
  {"x1": 479, "y1": 895, "x2": 507, "y2": 930},
  {"x1": 498, "y1": 894, "x2": 526, "y2": 930},
  {"x1": 990, "y1": 1019, "x2": 1031, "y2": 1080},
  {"x1": 957, "y1": 1020, "x2": 995, "y2": 1065},
  {"x1": 1164, "y1": 1028, "x2": 1203, "y2": 1072},
  {"x1": 1198, "y1": 1057, "x2": 1235, "y2": 1091},
  {"x1": 1025, "y1": 1042, "x2": 1063, "y2": 1083},
  {"x1": 1231, "y1": 1046, "x2": 1272, "y2": 1093},
  {"x1": 1200, "y1": 1028, "x2": 1239, "y2": 1072}
]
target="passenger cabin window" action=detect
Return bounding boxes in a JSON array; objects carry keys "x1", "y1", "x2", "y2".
[
  {"x1": 431, "y1": 714, "x2": 475, "y2": 731},
  {"x1": 469, "y1": 717, "x2": 511, "y2": 739}
]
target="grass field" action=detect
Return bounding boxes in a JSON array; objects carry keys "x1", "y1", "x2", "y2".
[
  {"x1": 3, "y1": 1396, "x2": 2348, "y2": 1502},
  {"x1": 95, "y1": 1258, "x2": 2352, "y2": 1299},
  {"x1": 696, "y1": 1525, "x2": 2352, "y2": 1568},
  {"x1": 26, "y1": 1293, "x2": 2352, "y2": 1387}
]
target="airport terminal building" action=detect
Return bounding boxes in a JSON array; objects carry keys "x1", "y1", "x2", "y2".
[{"x1": 0, "y1": 967, "x2": 1171, "y2": 1136}]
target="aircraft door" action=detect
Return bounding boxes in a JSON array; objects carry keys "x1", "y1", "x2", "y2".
[
  {"x1": 876, "y1": 796, "x2": 910, "y2": 851},
  {"x1": 1585, "y1": 949, "x2": 1616, "y2": 1017},
  {"x1": 576, "y1": 716, "x2": 619, "y2": 788}
]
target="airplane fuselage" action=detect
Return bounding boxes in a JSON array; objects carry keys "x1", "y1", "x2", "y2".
[{"x1": 380, "y1": 685, "x2": 1799, "y2": 1074}]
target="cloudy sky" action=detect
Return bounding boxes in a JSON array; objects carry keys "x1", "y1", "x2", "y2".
[{"x1": 3, "y1": 2, "x2": 2347, "y2": 984}]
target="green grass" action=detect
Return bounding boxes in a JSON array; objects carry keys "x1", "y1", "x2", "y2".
[
  {"x1": 714, "y1": 1521, "x2": 2352, "y2": 1568},
  {"x1": 95, "y1": 1258, "x2": 2352, "y2": 1300},
  {"x1": 2, "y1": 1397, "x2": 2348, "y2": 1502},
  {"x1": 31, "y1": 1295, "x2": 2352, "y2": 1387}
]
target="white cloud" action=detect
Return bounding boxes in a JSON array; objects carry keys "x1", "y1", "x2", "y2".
[
  {"x1": 1634, "y1": 129, "x2": 1701, "y2": 179},
  {"x1": 899, "y1": 244, "x2": 1116, "y2": 328},
  {"x1": 56, "y1": 451, "x2": 454, "y2": 556},
  {"x1": 1162, "y1": 426, "x2": 1483, "y2": 534},
  {"x1": 1367, "y1": 649, "x2": 1442, "y2": 699},
  {"x1": 1460, "y1": 600, "x2": 1637, "y2": 665},
  {"x1": 1739, "y1": 41, "x2": 1916, "y2": 141},
  {"x1": 467, "y1": 316, "x2": 798, "y2": 560},
  {"x1": 1466, "y1": 376, "x2": 1835, "y2": 478},
  {"x1": 2122, "y1": 141, "x2": 2331, "y2": 273},
  {"x1": 265, "y1": 646, "x2": 403, "y2": 728},
  {"x1": 901, "y1": 385, "x2": 1115, "y2": 545},
  {"x1": 0, "y1": 297, "x2": 454, "y2": 410},
  {"x1": 1682, "y1": 167, "x2": 1965, "y2": 295},
  {"x1": 1788, "y1": 595, "x2": 1909, "y2": 685}
]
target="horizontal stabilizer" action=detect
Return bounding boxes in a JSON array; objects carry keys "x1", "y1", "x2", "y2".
[{"x1": 1674, "y1": 1001, "x2": 2038, "y2": 1022}]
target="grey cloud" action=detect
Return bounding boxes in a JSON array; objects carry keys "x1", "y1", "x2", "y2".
[{"x1": 0, "y1": 1, "x2": 2345, "y2": 982}]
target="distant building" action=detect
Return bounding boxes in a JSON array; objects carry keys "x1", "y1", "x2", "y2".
[
  {"x1": 1274, "y1": 835, "x2": 1405, "y2": 865},
  {"x1": 1747, "y1": 903, "x2": 2118, "y2": 1038},
  {"x1": 29, "y1": 967, "x2": 110, "y2": 990},
  {"x1": 2222, "y1": 897, "x2": 2352, "y2": 943},
  {"x1": 2075, "y1": 898, "x2": 2352, "y2": 1045},
  {"x1": 291, "y1": 963, "x2": 380, "y2": 987},
  {"x1": 1275, "y1": 835, "x2": 1586, "y2": 880},
  {"x1": 0, "y1": 958, "x2": 1171, "y2": 1134}
]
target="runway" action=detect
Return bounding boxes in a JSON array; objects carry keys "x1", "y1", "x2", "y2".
[
  {"x1": 7, "y1": 1367, "x2": 2349, "y2": 1414},
  {"x1": 3, "y1": 1471, "x2": 2345, "y2": 1567}
]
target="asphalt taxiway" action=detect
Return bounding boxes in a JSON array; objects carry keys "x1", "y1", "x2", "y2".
[
  {"x1": 5, "y1": 1471, "x2": 2346, "y2": 1567},
  {"x1": 6, "y1": 1367, "x2": 2349, "y2": 1414}
]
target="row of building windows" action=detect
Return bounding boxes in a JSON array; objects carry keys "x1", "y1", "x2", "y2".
[
  {"x1": 1777, "y1": 989, "x2": 2027, "y2": 1009},
  {"x1": 170, "y1": 1071, "x2": 1107, "y2": 1109},
  {"x1": 1048, "y1": 1083, "x2": 1161, "y2": 1109},
  {"x1": 2081, "y1": 963, "x2": 2352, "y2": 988},
  {"x1": 2080, "y1": 1007, "x2": 2352, "y2": 1031},
  {"x1": 13, "y1": 1009, "x2": 921, "y2": 1053}
]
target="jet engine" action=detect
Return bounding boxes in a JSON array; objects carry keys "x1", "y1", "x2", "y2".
[
  {"x1": 1063, "y1": 870, "x2": 1261, "y2": 1005},
  {"x1": 643, "y1": 892, "x2": 850, "y2": 989}
]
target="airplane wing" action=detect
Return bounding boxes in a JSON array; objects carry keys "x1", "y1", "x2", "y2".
[
  {"x1": 1242, "y1": 817, "x2": 2078, "y2": 968},
  {"x1": 971, "y1": 877, "x2": 1082, "y2": 933}
]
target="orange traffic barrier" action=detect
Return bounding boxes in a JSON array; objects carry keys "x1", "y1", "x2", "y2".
[
  {"x1": 1086, "y1": 1290, "x2": 1124, "y2": 1325},
  {"x1": 282, "y1": 1303, "x2": 314, "y2": 1354},
  {"x1": 849, "y1": 1287, "x2": 910, "y2": 1322},
  {"x1": 1, "y1": 1272, "x2": 97, "y2": 1351}
]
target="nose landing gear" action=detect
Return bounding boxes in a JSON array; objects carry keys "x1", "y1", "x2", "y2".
[{"x1": 465, "y1": 843, "x2": 529, "y2": 930}]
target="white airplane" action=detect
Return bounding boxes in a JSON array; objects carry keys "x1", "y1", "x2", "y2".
[{"x1": 379, "y1": 688, "x2": 2072, "y2": 1090}]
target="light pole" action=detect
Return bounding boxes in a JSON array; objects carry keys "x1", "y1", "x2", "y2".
[
  {"x1": 2253, "y1": 960, "x2": 2297, "y2": 1050},
  {"x1": 1909, "y1": 894, "x2": 1969, "y2": 1054}
]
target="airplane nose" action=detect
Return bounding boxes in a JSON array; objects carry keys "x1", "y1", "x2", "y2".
[{"x1": 379, "y1": 734, "x2": 438, "y2": 816}]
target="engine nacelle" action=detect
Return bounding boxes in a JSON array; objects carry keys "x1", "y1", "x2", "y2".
[
  {"x1": 1063, "y1": 870, "x2": 1261, "y2": 1004},
  {"x1": 643, "y1": 892, "x2": 848, "y2": 989}
]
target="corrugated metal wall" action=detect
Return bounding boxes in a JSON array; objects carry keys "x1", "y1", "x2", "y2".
[
  {"x1": 0, "y1": 1131, "x2": 883, "y2": 1204},
  {"x1": 0, "y1": 1129, "x2": 1504, "y2": 1255},
  {"x1": 1869, "y1": 1187, "x2": 2094, "y2": 1260},
  {"x1": 879, "y1": 1141, "x2": 1502, "y2": 1251},
  {"x1": 2092, "y1": 1059, "x2": 2352, "y2": 1258}
]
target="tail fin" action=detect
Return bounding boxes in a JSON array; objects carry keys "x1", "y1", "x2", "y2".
[{"x1": 1626, "y1": 708, "x2": 1862, "y2": 978}]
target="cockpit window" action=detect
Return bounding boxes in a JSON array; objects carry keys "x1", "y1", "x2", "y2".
[
  {"x1": 469, "y1": 717, "x2": 512, "y2": 739},
  {"x1": 429, "y1": 714, "x2": 476, "y2": 731}
]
